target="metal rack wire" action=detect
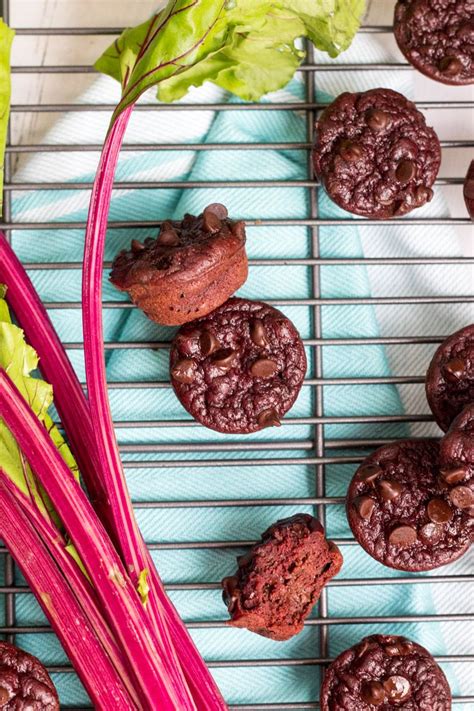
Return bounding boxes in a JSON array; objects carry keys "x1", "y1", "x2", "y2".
[{"x1": 1, "y1": 1, "x2": 473, "y2": 709}]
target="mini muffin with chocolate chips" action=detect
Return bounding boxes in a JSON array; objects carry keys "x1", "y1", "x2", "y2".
[
  {"x1": 394, "y1": 0, "x2": 474, "y2": 86},
  {"x1": 313, "y1": 88, "x2": 441, "y2": 218},
  {"x1": 0, "y1": 641, "x2": 59, "y2": 710},
  {"x1": 426, "y1": 324, "x2": 474, "y2": 432},
  {"x1": 346, "y1": 439, "x2": 472, "y2": 571},
  {"x1": 169, "y1": 297, "x2": 307, "y2": 434},
  {"x1": 222, "y1": 514, "x2": 342, "y2": 641},
  {"x1": 320, "y1": 634, "x2": 451, "y2": 710},
  {"x1": 110, "y1": 203, "x2": 248, "y2": 326}
]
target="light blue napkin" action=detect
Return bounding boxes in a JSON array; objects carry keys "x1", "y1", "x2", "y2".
[{"x1": 3, "y1": 28, "x2": 473, "y2": 709}]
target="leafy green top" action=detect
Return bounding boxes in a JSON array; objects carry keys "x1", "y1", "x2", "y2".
[
  {"x1": 0, "y1": 19, "x2": 14, "y2": 216},
  {"x1": 96, "y1": 0, "x2": 365, "y2": 119},
  {"x1": 0, "y1": 287, "x2": 80, "y2": 526}
]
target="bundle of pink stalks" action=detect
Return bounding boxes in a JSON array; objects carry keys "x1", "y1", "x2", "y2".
[{"x1": 0, "y1": 231, "x2": 226, "y2": 710}]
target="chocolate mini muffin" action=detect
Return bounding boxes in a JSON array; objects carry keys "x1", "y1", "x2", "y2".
[
  {"x1": 320, "y1": 634, "x2": 451, "y2": 710},
  {"x1": 313, "y1": 88, "x2": 441, "y2": 218},
  {"x1": 394, "y1": 0, "x2": 474, "y2": 86},
  {"x1": 169, "y1": 297, "x2": 307, "y2": 434},
  {"x1": 0, "y1": 641, "x2": 59, "y2": 710},
  {"x1": 110, "y1": 203, "x2": 248, "y2": 326},
  {"x1": 222, "y1": 514, "x2": 342, "y2": 641},
  {"x1": 464, "y1": 160, "x2": 474, "y2": 220},
  {"x1": 425, "y1": 324, "x2": 474, "y2": 432},
  {"x1": 346, "y1": 439, "x2": 472, "y2": 571}
]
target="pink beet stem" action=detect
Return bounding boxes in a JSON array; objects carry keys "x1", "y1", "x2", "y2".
[
  {"x1": 82, "y1": 105, "x2": 226, "y2": 709},
  {"x1": 0, "y1": 473, "x2": 137, "y2": 711},
  {"x1": 0, "y1": 368, "x2": 182, "y2": 709},
  {"x1": 0, "y1": 472, "x2": 140, "y2": 707}
]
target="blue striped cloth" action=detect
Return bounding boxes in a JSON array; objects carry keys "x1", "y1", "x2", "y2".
[{"x1": 4, "y1": 27, "x2": 473, "y2": 709}]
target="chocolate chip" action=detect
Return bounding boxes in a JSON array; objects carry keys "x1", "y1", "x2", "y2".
[
  {"x1": 353, "y1": 495, "x2": 375, "y2": 520},
  {"x1": 339, "y1": 141, "x2": 363, "y2": 162},
  {"x1": 257, "y1": 408, "x2": 281, "y2": 429},
  {"x1": 415, "y1": 185, "x2": 433, "y2": 204},
  {"x1": 200, "y1": 331, "x2": 220, "y2": 357},
  {"x1": 427, "y1": 498, "x2": 452, "y2": 524},
  {"x1": 356, "y1": 639, "x2": 373, "y2": 658},
  {"x1": 439, "y1": 56, "x2": 463, "y2": 76},
  {"x1": 440, "y1": 466, "x2": 468, "y2": 485},
  {"x1": 175, "y1": 330, "x2": 201, "y2": 355},
  {"x1": 396, "y1": 159, "x2": 416, "y2": 183},
  {"x1": 366, "y1": 108, "x2": 389, "y2": 131},
  {"x1": 392, "y1": 137, "x2": 417, "y2": 159},
  {"x1": 384, "y1": 639, "x2": 412, "y2": 656},
  {"x1": 394, "y1": 199, "x2": 408, "y2": 215},
  {"x1": 308, "y1": 518, "x2": 324, "y2": 534},
  {"x1": 131, "y1": 239, "x2": 145, "y2": 252},
  {"x1": 361, "y1": 681, "x2": 385, "y2": 706},
  {"x1": 250, "y1": 358, "x2": 278, "y2": 379},
  {"x1": 419, "y1": 522, "x2": 443, "y2": 545},
  {"x1": 250, "y1": 318, "x2": 268, "y2": 347},
  {"x1": 443, "y1": 357, "x2": 466, "y2": 383},
  {"x1": 231, "y1": 220, "x2": 246, "y2": 241},
  {"x1": 222, "y1": 575, "x2": 239, "y2": 612},
  {"x1": 237, "y1": 552, "x2": 253, "y2": 568},
  {"x1": 203, "y1": 211, "x2": 222, "y2": 234},
  {"x1": 171, "y1": 359, "x2": 196, "y2": 384},
  {"x1": 211, "y1": 348, "x2": 237, "y2": 371},
  {"x1": 0, "y1": 688, "x2": 9, "y2": 705},
  {"x1": 182, "y1": 213, "x2": 194, "y2": 228},
  {"x1": 449, "y1": 486, "x2": 474, "y2": 509},
  {"x1": 383, "y1": 675, "x2": 411, "y2": 702},
  {"x1": 204, "y1": 203, "x2": 228, "y2": 220},
  {"x1": 357, "y1": 464, "x2": 382, "y2": 484},
  {"x1": 158, "y1": 222, "x2": 180, "y2": 246},
  {"x1": 388, "y1": 525, "x2": 417, "y2": 548},
  {"x1": 377, "y1": 479, "x2": 403, "y2": 501}
]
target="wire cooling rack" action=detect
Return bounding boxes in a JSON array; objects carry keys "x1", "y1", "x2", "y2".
[{"x1": 1, "y1": 1, "x2": 473, "y2": 708}]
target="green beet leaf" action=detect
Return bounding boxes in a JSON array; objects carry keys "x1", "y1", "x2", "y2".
[
  {"x1": 0, "y1": 286, "x2": 80, "y2": 527},
  {"x1": 96, "y1": 0, "x2": 226, "y2": 122},
  {"x1": 0, "y1": 19, "x2": 14, "y2": 216},
  {"x1": 96, "y1": 0, "x2": 365, "y2": 112},
  {"x1": 158, "y1": 5, "x2": 306, "y2": 103},
  {"x1": 279, "y1": 0, "x2": 367, "y2": 57}
]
